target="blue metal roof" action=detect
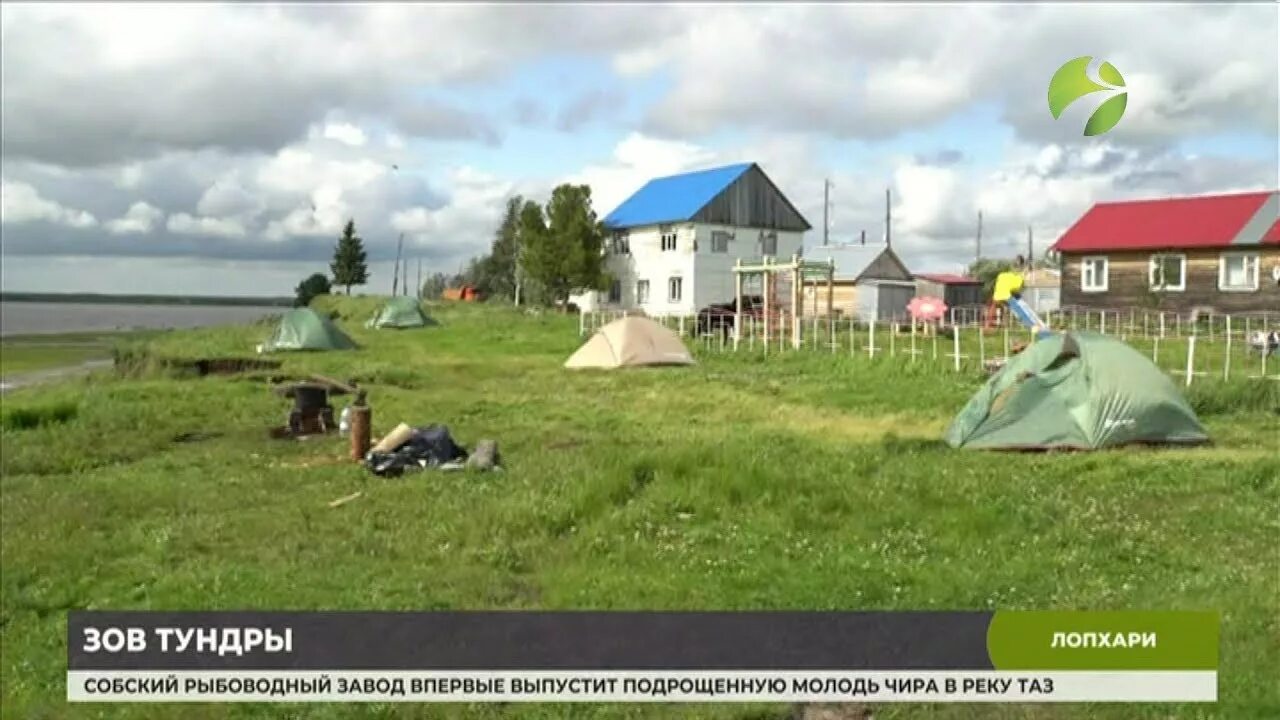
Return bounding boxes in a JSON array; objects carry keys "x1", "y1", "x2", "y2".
[{"x1": 601, "y1": 162, "x2": 755, "y2": 229}]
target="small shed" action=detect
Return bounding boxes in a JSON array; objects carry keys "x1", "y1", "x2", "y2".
[
  {"x1": 802, "y1": 244, "x2": 915, "y2": 321},
  {"x1": 1022, "y1": 268, "x2": 1061, "y2": 314},
  {"x1": 915, "y1": 273, "x2": 984, "y2": 309}
]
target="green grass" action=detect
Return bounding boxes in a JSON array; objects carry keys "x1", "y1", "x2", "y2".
[
  {"x1": 2, "y1": 300, "x2": 1278, "y2": 719},
  {"x1": 1, "y1": 332, "x2": 155, "y2": 378}
]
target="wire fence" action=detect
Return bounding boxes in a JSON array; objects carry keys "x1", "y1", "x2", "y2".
[{"x1": 578, "y1": 306, "x2": 1280, "y2": 384}]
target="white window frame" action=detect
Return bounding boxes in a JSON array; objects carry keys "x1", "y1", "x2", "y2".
[
  {"x1": 1148, "y1": 253, "x2": 1187, "y2": 292},
  {"x1": 660, "y1": 231, "x2": 678, "y2": 252},
  {"x1": 1080, "y1": 255, "x2": 1109, "y2": 293},
  {"x1": 611, "y1": 231, "x2": 630, "y2": 255},
  {"x1": 710, "y1": 231, "x2": 731, "y2": 253},
  {"x1": 636, "y1": 279, "x2": 650, "y2": 304},
  {"x1": 667, "y1": 276, "x2": 683, "y2": 303},
  {"x1": 1218, "y1": 251, "x2": 1259, "y2": 292}
]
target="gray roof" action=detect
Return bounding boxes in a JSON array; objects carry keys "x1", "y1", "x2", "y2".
[{"x1": 803, "y1": 244, "x2": 903, "y2": 281}]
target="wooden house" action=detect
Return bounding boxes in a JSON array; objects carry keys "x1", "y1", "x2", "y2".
[{"x1": 1051, "y1": 190, "x2": 1279, "y2": 315}]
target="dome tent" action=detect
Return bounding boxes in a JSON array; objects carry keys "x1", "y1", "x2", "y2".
[
  {"x1": 945, "y1": 332, "x2": 1208, "y2": 450},
  {"x1": 264, "y1": 308, "x2": 358, "y2": 352},
  {"x1": 565, "y1": 316, "x2": 695, "y2": 369},
  {"x1": 366, "y1": 297, "x2": 435, "y2": 329}
]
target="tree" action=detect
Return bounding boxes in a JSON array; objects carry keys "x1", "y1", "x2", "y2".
[
  {"x1": 330, "y1": 220, "x2": 370, "y2": 295},
  {"x1": 967, "y1": 257, "x2": 1016, "y2": 300},
  {"x1": 420, "y1": 272, "x2": 449, "y2": 300},
  {"x1": 474, "y1": 195, "x2": 523, "y2": 300},
  {"x1": 518, "y1": 184, "x2": 607, "y2": 309},
  {"x1": 293, "y1": 273, "x2": 331, "y2": 307}
]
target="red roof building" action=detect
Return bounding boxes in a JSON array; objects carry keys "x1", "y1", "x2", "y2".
[
  {"x1": 1052, "y1": 190, "x2": 1279, "y2": 314},
  {"x1": 914, "y1": 272, "x2": 984, "y2": 309}
]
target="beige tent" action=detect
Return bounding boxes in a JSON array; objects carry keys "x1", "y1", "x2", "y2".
[{"x1": 565, "y1": 316, "x2": 695, "y2": 369}]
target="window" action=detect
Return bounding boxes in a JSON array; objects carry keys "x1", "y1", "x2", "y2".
[
  {"x1": 1149, "y1": 253, "x2": 1186, "y2": 292},
  {"x1": 607, "y1": 279, "x2": 621, "y2": 303},
  {"x1": 660, "y1": 231, "x2": 678, "y2": 251},
  {"x1": 710, "y1": 231, "x2": 732, "y2": 253},
  {"x1": 760, "y1": 231, "x2": 778, "y2": 256},
  {"x1": 1081, "y1": 256, "x2": 1109, "y2": 292},
  {"x1": 636, "y1": 280, "x2": 650, "y2": 304},
  {"x1": 1219, "y1": 252, "x2": 1259, "y2": 291},
  {"x1": 668, "y1": 276, "x2": 683, "y2": 302},
  {"x1": 610, "y1": 231, "x2": 630, "y2": 255}
]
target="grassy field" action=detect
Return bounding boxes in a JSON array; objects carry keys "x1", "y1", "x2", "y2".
[
  {"x1": 2, "y1": 297, "x2": 1277, "y2": 719},
  {"x1": 0, "y1": 332, "x2": 152, "y2": 379}
]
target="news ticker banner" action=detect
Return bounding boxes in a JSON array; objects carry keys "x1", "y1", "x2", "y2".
[{"x1": 67, "y1": 610, "x2": 1218, "y2": 703}]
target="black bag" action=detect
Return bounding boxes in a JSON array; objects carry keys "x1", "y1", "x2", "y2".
[{"x1": 364, "y1": 424, "x2": 468, "y2": 477}]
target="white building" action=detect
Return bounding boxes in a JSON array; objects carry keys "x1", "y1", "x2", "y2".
[{"x1": 571, "y1": 163, "x2": 812, "y2": 315}]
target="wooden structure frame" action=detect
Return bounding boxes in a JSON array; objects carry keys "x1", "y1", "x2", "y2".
[{"x1": 732, "y1": 254, "x2": 836, "y2": 350}]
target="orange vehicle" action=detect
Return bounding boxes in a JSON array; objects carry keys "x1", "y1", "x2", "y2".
[{"x1": 441, "y1": 285, "x2": 481, "y2": 302}]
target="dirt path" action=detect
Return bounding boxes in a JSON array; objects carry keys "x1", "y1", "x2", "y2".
[{"x1": 0, "y1": 360, "x2": 114, "y2": 393}]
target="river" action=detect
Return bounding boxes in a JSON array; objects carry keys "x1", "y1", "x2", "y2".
[{"x1": 0, "y1": 301, "x2": 285, "y2": 337}]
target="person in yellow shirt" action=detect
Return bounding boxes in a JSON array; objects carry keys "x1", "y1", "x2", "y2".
[{"x1": 992, "y1": 255, "x2": 1027, "y2": 303}]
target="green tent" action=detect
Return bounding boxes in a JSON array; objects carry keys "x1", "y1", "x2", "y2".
[
  {"x1": 263, "y1": 308, "x2": 358, "y2": 351},
  {"x1": 366, "y1": 297, "x2": 435, "y2": 329},
  {"x1": 945, "y1": 332, "x2": 1208, "y2": 450}
]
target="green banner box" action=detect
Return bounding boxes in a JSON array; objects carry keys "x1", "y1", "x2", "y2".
[{"x1": 988, "y1": 611, "x2": 1218, "y2": 670}]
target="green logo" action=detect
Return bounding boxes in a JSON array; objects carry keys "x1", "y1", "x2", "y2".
[{"x1": 1048, "y1": 56, "x2": 1127, "y2": 136}]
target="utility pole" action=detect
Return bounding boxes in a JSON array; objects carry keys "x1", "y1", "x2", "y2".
[
  {"x1": 860, "y1": 229, "x2": 866, "y2": 246},
  {"x1": 1026, "y1": 226, "x2": 1034, "y2": 266},
  {"x1": 416, "y1": 257, "x2": 422, "y2": 299},
  {"x1": 391, "y1": 232, "x2": 404, "y2": 296},
  {"x1": 822, "y1": 179, "x2": 831, "y2": 246},
  {"x1": 884, "y1": 188, "x2": 892, "y2": 247},
  {"x1": 976, "y1": 211, "x2": 983, "y2": 263}
]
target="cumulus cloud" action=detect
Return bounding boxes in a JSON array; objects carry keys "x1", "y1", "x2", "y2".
[
  {"x1": 316, "y1": 122, "x2": 368, "y2": 147},
  {"x1": 105, "y1": 201, "x2": 164, "y2": 234},
  {"x1": 1, "y1": 4, "x2": 1273, "y2": 295},
  {"x1": 1, "y1": 180, "x2": 98, "y2": 227}
]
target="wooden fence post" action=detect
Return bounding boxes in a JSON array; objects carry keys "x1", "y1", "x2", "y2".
[
  {"x1": 1184, "y1": 336, "x2": 1196, "y2": 388},
  {"x1": 868, "y1": 319, "x2": 877, "y2": 357},
  {"x1": 1224, "y1": 315, "x2": 1232, "y2": 380},
  {"x1": 953, "y1": 324, "x2": 962, "y2": 372}
]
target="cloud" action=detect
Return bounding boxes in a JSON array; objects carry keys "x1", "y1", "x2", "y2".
[
  {"x1": 391, "y1": 166, "x2": 523, "y2": 257},
  {"x1": 1, "y1": 180, "x2": 97, "y2": 227},
  {"x1": 633, "y1": 5, "x2": 1276, "y2": 147},
  {"x1": 105, "y1": 201, "x2": 165, "y2": 234},
  {"x1": 316, "y1": 122, "x2": 368, "y2": 147},
  {"x1": 390, "y1": 100, "x2": 502, "y2": 145},
  {"x1": 1, "y1": 4, "x2": 1274, "y2": 295},
  {"x1": 166, "y1": 213, "x2": 246, "y2": 238},
  {"x1": 0, "y1": 4, "x2": 658, "y2": 167},
  {"x1": 556, "y1": 88, "x2": 626, "y2": 132}
]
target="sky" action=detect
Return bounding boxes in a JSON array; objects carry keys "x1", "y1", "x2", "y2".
[{"x1": 1, "y1": 2, "x2": 1277, "y2": 297}]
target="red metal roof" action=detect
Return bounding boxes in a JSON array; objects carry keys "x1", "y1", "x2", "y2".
[
  {"x1": 914, "y1": 273, "x2": 979, "y2": 285},
  {"x1": 1051, "y1": 190, "x2": 1279, "y2": 252},
  {"x1": 1265, "y1": 218, "x2": 1280, "y2": 243}
]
